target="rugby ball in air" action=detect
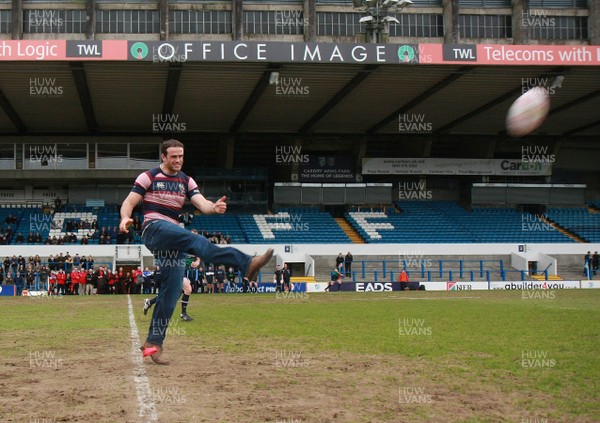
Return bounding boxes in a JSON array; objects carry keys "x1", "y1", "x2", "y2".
[{"x1": 506, "y1": 87, "x2": 551, "y2": 138}]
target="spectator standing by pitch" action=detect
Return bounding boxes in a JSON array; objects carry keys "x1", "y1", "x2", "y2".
[
  {"x1": 399, "y1": 269, "x2": 410, "y2": 290},
  {"x1": 274, "y1": 264, "x2": 284, "y2": 293},
  {"x1": 344, "y1": 252, "x2": 353, "y2": 278},
  {"x1": 335, "y1": 253, "x2": 344, "y2": 273},
  {"x1": 282, "y1": 263, "x2": 292, "y2": 292}
]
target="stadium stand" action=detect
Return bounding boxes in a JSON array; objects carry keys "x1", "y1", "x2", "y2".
[
  {"x1": 545, "y1": 207, "x2": 600, "y2": 243},
  {"x1": 3, "y1": 202, "x2": 600, "y2": 246},
  {"x1": 346, "y1": 201, "x2": 578, "y2": 243},
  {"x1": 187, "y1": 213, "x2": 247, "y2": 244},
  {"x1": 239, "y1": 208, "x2": 350, "y2": 244}
]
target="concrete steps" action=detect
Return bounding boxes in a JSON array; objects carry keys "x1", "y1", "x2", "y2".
[
  {"x1": 335, "y1": 217, "x2": 365, "y2": 244},
  {"x1": 542, "y1": 215, "x2": 586, "y2": 243}
]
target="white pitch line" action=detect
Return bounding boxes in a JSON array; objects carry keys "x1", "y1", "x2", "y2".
[{"x1": 127, "y1": 295, "x2": 158, "y2": 423}]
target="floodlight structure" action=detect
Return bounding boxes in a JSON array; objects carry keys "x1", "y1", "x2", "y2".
[{"x1": 354, "y1": 0, "x2": 412, "y2": 43}]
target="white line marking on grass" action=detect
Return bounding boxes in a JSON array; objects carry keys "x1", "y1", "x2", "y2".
[
  {"x1": 310, "y1": 296, "x2": 482, "y2": 302},
  {"x1": 127, "y1": 295, "x2": 158, "y2": 422}
]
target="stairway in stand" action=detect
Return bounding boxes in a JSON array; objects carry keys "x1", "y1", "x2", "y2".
[
  {"x1": 541, "y1": 215, "x2": 587, "y2": 243},
  {"x1": 335, "y1": 217, "x2": 365, "y2": 244}
]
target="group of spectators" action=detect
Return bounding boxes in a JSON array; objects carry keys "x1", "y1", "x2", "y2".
[
  {"x1": 64, "y1": 218, "x2": 98, "y2": 232},
  {"x1": 185, "y1": 263, "x2": 245, "y2": 293},
  {"x1": 76, "y1": 265, "x2": 156, "y2": 295},
  {"x1": 0, "y1": 252, "x2": 97, "y2": 294},
  {"x1": 335, "y1": 252, "x2": 353, "y2": 277},
  {"x1": 0, "y1": 226, "x2": 13, "y2": 245},
  {"x1": 1, "y1": 207, "x2": 236, "y2": 246},
  {"x1": 198, "y1": 230, "x2": 232, "y2": 245},
  {"x1": 0, "y1": 215, "x2": 18, "y2": 244}
]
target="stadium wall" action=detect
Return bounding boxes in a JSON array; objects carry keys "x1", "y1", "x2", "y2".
[{"x1": 1, "y1": 243, "x2": 598, "y2": 268}]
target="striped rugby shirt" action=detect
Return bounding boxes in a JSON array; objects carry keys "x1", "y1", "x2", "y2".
[{"x1": 132, "y1": 166, "x2": 200, "y2": 228}]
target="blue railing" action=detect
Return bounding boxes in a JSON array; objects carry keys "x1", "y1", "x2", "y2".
[{"x1": 353, "y1": 259, "x2": 504, "y2": 281}]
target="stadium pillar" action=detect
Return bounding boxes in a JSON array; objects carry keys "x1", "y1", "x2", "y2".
[
  {"x1": 290, "y1": 138, "x2": 303, "y2": 178},
  {"x1": 217, "y1": 135, "x2": 234, "y2": 169},
  {"x1": 224, "y1": 136, "x2": 235, "y2": 169},
  {"x1": 159, "y1": 0, "x2": 168, "y2": 40},
  {"x1": 86, "y1": 0, "x2": 96, "y2": 40},
  {"x1": 232, "y1": 0, "x2": 243, "y2": 40},
  {"x1": 304, "y1": 0, "x2": 317, "y2": 42},
  {"x1": 590, "y1": 0, "x2": 600, "y2": 45},
  {"x1": 356, "y1": 139, "x2": 367, "y2": 180},
  {"x1": 512, "y1": 0, "x2": 529, "y2": 44},
  {"x1": 442, "y1": 0, "x2": 459, "y2": 44},
  {"x1": 11, "y1": 0, "x2": 22, "y2": 40}
]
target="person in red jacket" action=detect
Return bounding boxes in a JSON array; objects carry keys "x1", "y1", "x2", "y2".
[
  {"x1": 399, "y1": 269, "x2": 410, "y2": 290},
  {"x1": 132, "y1": 266, "x2": 143, "y2": 295},
  {"x1": 71, "y1": 267, "x2": 81, "y2": 295},
  {"x1": 48, "y1": 271, "x2": 57, "y2": 296},
  {"x1": 56, "y1": 269, "x2": 67, "y2": 296},
  {"x1": 95, "y1": 267, "x2": 106, "y2": 294},
  {"x1": 107, "y1": 269, "x2": 116, "y2": 294},
  {"x1": 116, "y1": 267, "x2": 126, "y2": 295},
  {"x1": 78, "y1": 267, "x2": 87, "y2": 295}
]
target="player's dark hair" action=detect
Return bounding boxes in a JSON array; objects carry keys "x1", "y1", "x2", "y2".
[{"x1": 160, "y1": 139, "x2": 184, "y2": 157}]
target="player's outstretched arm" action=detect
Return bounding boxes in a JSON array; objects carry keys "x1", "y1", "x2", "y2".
[
  {"x1": 191, "y1": 194, "x2": 227, "y2": 215},
  {"x1": 119, "y1": 192, "x2": 143, "y2": 233}
]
